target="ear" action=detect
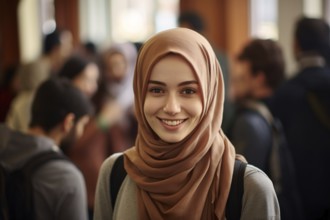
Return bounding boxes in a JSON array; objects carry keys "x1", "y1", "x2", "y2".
[
  {"x1": 75, "y1": 115, "x2": 90, "y2": 139},
  {"x1": 62, "y1": 113, "x2": 75, "y2": 134}
]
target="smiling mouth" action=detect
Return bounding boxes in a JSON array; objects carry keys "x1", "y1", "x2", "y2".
[{"x1": 159, "y1": 119, "x2": 185, "y2": 126}]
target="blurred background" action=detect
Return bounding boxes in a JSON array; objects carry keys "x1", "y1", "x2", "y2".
[{"x1": 0, "y1": 0, "x2": 329, "y2": 78}]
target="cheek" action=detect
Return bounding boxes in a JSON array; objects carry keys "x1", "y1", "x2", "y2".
[
  {"x1": 143, "y1": 97, "x2": 160, "y2": 118},
  {"x1": 188, "y1": 100, "x2": 203, "y2": 119}
]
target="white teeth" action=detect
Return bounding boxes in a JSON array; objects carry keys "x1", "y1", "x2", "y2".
[{"x1": 162, "y1": 119, "x2": 184, "y2": 126}]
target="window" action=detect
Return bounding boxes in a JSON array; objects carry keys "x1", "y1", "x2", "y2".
[
  {"x1": 111, "y1": 0, "x2": 179, "y2": 43},
  {"x1": 250, "y1": 0, "x2": 278, "y2": 39}
]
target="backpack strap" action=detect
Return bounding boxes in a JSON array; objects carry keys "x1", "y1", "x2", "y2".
[
  {"x1": 2, "y1": 150, "x2": 67, "y2": 220},
  {"x1": 243, "y1": 100, "x2": 282, "y2": 193},
  {"x1": 110, "y1": 154, "x2": 126, "y2": 210},
  {"x1": 21, "y1": 151, "x2": 68, "y2": 219},
  {"x1": 307, "y1": 91, "x2": 330, "y2": 130},
  {"x1": 226, "y1": 159, "x2": 247, "y2": 220},
  {"x1": 110, "y1": 155, "x2": 247, "y2": 219},
  {"x1": 21, "y1": 150, "x2": 68, "y2": 177},
  {"x1": 0, "y1": 165, "x2": 9, "y2": 220}
]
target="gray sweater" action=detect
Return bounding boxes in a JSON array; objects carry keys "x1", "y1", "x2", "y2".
[
  {"x1": 0, "y1": 124, "x2": 88, "y2": 220},
  {"x1": 94, "y1": 153, "x2": 280, "y2": 220}
]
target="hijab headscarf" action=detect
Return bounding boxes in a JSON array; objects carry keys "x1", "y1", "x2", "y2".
[{"x1": 124, "y1": 28, "x2": 237, "y2": 220}]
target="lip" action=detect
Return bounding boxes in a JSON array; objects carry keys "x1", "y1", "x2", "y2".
[{"x1": 157, "y1": 117, "x2": 187, "y2": 131}]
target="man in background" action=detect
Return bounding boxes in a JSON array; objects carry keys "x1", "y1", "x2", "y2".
[
  {"x1": 6, "y1": 29, "x2": 73, "y2": 132},
  {"x1": 0, "y1": 77, "x2": 93, "y2": 220},
  {"x1": 269, "y1": 17, "x2": 330, "y2": 219},
  {"x1": 229, "y1": 38, "x2": 285, "y2": 171}
]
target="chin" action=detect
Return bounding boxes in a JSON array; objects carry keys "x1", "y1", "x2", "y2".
[{"x1": 159, "y1": 135, "x2": 185, "y2": 144}]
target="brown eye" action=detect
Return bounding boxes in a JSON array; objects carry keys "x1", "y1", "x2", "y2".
[
  {"x1": 181, "y1": 88, "x2": 196, "y2": 95},
  {"x1": 149, "y1": 88, "x2": 164, "y2": 94}
]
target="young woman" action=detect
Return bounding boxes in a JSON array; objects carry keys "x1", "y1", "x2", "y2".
[{"x1": 94, "y1": 28, "x2": 280, "y2": 220}]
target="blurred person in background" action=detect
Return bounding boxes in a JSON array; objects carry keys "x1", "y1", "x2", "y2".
[
  {"x1": 228, "y1": 39, "x2": 304, "y2": 220},
  {"x1": 228, "y1": 38, "x2": 285, "y2": 171},
  {"x1": 0, "y1": 77, "x2": 93, "y2": 220},
  {"x1": 95, "y1": 42, "x2": 138, "y2": 153},
  {"x1": 58, "y1": 54, "x2": 123, "y2": 219},
  {"x1": 78, "y1": 41, "x2": 98, "y2": 61},
  {"x1": 269, "y1": 16, "x2": 330, "y2": 220},
  {"x1": 5, "y1": 29, "x2": 73, "y2": 132},
  {"x1": 58, "y1": 55, "x2": 99, "y2": 98}
]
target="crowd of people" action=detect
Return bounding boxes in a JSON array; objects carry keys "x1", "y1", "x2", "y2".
[{"x1": 0, "y1": 12, "x2": 330, "y2": 220}]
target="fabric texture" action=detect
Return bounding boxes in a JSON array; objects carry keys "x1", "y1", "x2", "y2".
[
  {"x1": 123, "y1": 28, "x2": 237, "y2": 220},
  {"x1": 94, "y1": 153, "x2": 280, "y2": 220}
]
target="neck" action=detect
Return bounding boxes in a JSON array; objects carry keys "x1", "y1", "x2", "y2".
[
  {"x1": 28, "y1": 126, "x2": 62, "y2": 145},
  {"x1": 297, "y1": 53, "x2": 326, "y2": 70},
  {"x1": 253, "y1": 86, "x2": 273, "y2": 100}
]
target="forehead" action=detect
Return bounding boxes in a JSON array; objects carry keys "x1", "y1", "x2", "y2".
[
  {"x1": 149, "y1": 54, "x2": 197, "y2": 82},
  {"x1": 107, "y1": 52, "x2": 125, "y2": 61}
]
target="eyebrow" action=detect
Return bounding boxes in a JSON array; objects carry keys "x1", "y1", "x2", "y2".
[{"x1": 148, "y1": 80, "x2": 199, "y2": 86}]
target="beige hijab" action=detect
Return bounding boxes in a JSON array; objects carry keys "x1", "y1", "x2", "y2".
[{"x1": 124, "y1": 28, "x2": 237, "y2": 220}]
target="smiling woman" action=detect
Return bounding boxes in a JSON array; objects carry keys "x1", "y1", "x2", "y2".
[
  {"x1": 94, "y1": 28, "x2": 280, "y2": 220},
  {"x1": 144, "y1": 54, "x2": 203, "y2": 143}
]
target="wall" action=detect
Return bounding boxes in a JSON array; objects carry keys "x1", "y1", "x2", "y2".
[
  {"x1": 18, "y1": 0, "x2": 42, "y2": 64},
  {"x1": 278, "y1": 0, "x2": 303, "y2": 76},
  {"x1": 180, "y1": 0, "x2": 249, "y2": 58},
  {"x1": 0, "y1": 0, "x2": 20, "y2": 74}
]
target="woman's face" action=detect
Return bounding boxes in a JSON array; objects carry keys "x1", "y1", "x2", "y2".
[
  {"x1": 144, "y1": 55, "x2": 203, "y2": 143},
  {"x1": 73, "y1": 63, "x2": 99, "y2": 98}
]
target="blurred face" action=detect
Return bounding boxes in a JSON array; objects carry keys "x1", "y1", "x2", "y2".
[
  {"x1": 230, "y1": 60, "x2": 256, "y2": 102},
  {"x1": 73, "y1": 63, "x2": 99, "y2": 97},
  {"x1": 144, "y1": 55, "x2": 203, "y2": 143},
  {"x1": 105, "y1": 53, "x2": 127, "y2": 82},
  {"x1": 60, "y1": 115, "x2": 90, "y2": 150}
]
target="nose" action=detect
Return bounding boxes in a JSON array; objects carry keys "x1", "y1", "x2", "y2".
[{"x1": 163, "y1": 93, "x2": 181, "y2": 115}]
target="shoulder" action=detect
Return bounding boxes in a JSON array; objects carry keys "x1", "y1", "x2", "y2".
[
  {"x1": 272, "y1": 75, "x2": 304, "y2": 101},
  {"x1": 231, "y1": 110, "x2": 271, "y2": 140},
  {"x1": 241, "y1": 165, "x2": 280, "y2": 220},
  {"x1": 235, "y1": 110, "x2": 268, "y2": 128},
  {"x1": 94, "y1": 153, "x2": 124, "y2": 220},
  {"x1": 94, "y1": 152, "x2": 123, "y2": 195},
  {"x1": 244, "y1": 164, "x2": 275, "y2": 193},
  {"x1": 34, "y1": 157, "x2": 85, "y2": 191},
  {"x1": 31, "y1": 155, "x2": 89, "y2": 220},
  {"x1": 99, "y1": 152, "x2": 123, "y2": 178}
]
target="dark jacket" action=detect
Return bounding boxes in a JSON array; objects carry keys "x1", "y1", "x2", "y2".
[
  {"x1": 269, "y1": 66, "x2": 330, "y2": 220},
  {"x1": 229, "y1": 102, "x2": 272, "y2": 172}
]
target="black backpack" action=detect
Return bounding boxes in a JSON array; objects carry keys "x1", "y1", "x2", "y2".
[
  {"x1": 0, "y1": 151, "x2": 68, "y2": 220},
  {"x1": 109, "y1": 154, "x2": 247, "y2": 220},
  {"x1": 244, "y1": 101, "x2": 304, "y2": 220}
]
